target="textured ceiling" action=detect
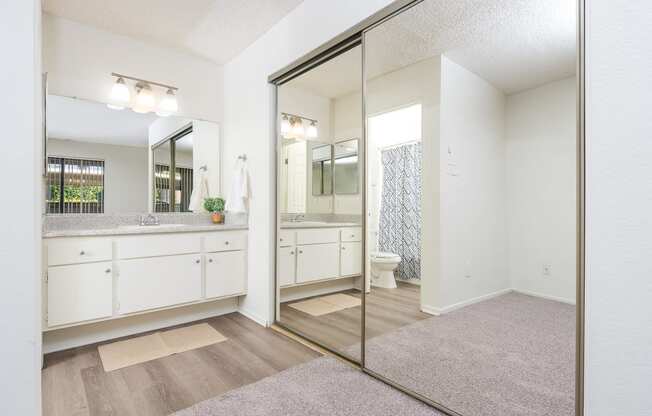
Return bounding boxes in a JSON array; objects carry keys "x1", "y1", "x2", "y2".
[
  {"x1": 290, "y1": 0, "x2": 576, "y2": 98},
  {"x1": 43, "y1": 0, "x2": 303, "y2": 64}
]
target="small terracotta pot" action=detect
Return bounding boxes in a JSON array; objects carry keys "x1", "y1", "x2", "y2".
[{"x1": 211, "y1": 212, "x2": 224, "y2": 224}]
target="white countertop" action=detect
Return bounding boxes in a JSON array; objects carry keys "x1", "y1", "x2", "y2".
[
  {"x1": 280, "y1": 221, "x2": 361, "y2": 229},
  {"x1": 43, "y1": 223, "x2": 248, "y2": 238}
]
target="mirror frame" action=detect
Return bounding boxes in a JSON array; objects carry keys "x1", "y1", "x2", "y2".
[{"x1": 270, "y1": 1, "x2": 586, "y2": 415}]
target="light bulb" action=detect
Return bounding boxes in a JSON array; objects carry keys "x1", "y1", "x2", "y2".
[
  {"x1": 291, "y1": 118, "x2": 305, "y2": 137},
  {"x1": 156, "y1": 88, "x2": 178, "y2": 117},
  {"x1": 306, "y1": 121, "x2": 318, "y2": 138},
  {"x1": 107, "y1": 77, "x2": 130, "y2": 110},
  {"x1": 280, "y1": 115, "x2": 291, "y2": 135},
  {"x1": 132, "y1": 83, "x2": 155, "y2": 114}
]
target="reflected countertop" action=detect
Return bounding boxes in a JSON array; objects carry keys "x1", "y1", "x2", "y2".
[
  {"x1": 43, "y1": 223, "x2": 248, "y2": 238},
  {"x1": 280, "y1": 221, "x2": 361, "y2": 229}
]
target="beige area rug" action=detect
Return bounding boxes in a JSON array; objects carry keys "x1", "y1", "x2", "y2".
[
  {"x1": 288, "y1": 293, "x2": 361, "y2": 316},
  {"x1": 98, "y1": 323, "x2": 227, "y2": 372}
]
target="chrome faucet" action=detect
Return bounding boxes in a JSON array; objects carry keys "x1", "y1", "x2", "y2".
[
  {"x1": 139, "y1": 213, "x2": 160, "y2": 226},
  {"x1": 293, "y1": 214, "x2": 305, "y2": 222}
]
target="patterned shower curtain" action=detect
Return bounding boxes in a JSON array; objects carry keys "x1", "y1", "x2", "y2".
[{"x1": 379, "y1": 142, "x2": 422, "y2": 280}]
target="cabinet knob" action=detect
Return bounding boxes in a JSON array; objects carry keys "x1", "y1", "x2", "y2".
[
  {"x1": 299, "y1": 250, "x2": 303, "y2": 254},
  {"x1": 280, "y1": 238, "x2": 284, "y2": 241},
  {"x1": 224, "y1": 241, "x2": 230, "y2": 245},
  {"x1": 342, "y1": 246, "x2": 346, "y2": 250},
  {"x1": 79, "y1": 250, "x2": 85, "y2": 255},
  {"x1": 195, "y1": 259, "x2": 201, "y2": 264},
  {"x1": 351, "y1": 234, "x2": 355, "y2": 238},
  {"x1": 105, "y1": 268, "x2": 111, "y2": 274},
  {"x1": 209, "y1": 259, "x2": 213, "y2": 263},
  {"x1": 290, "y1": 251, "x2": 295, "y2": 255}
]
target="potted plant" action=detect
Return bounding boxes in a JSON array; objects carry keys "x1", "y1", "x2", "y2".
[{"x1": 203, "y1": 197, "x2": 226, "y2": 224}]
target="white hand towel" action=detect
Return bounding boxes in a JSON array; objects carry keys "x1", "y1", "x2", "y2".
[
  {"x1": 225, "y1": 160, "x2": 249, "y2": 213},
  {"x1": 189, "y1": 175, "x2": 210, "y2": 212}
]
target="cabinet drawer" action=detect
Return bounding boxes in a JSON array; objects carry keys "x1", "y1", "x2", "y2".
[
  {"x1": 340, "y1": 227, "x2": 362, "y2": 242},
  {"x1": 47, "y1": 237, "x2": 112, "y2": 266},
  {"x1": 47, "y1": 261, "x2": 113, "y2": 327},
  {"x1": 204, "y1": 231, "x2": 247, "y2": 252},
  {"x1": 205, "y1": 251, "x2": 247, "y2": 299},
  {"x1": 296, "y1": 228, "x2": 339, "y2": 245},
  {"x1": 278, "y1": 230, "x2": 295, "y2": 247},
  {"x1": 117, "y1": 233, "x2": 200, "y2": 259},
  {"x1": 118, "y1": 254, "x2": 202, "y2": 314}
]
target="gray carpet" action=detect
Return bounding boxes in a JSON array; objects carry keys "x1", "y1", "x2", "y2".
[
  {"x1": 360, "y1": 292, "x2": 576, "y2": 416},
  {"x1": 173, "y1": 356, "x2": 442, "y2": 416}
]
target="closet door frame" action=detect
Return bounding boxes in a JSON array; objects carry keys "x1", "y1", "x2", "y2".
[{"x1": 269, "y1": 1, "x2": 586, "y2": 415}]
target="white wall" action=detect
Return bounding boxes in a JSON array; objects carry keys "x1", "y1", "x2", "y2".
[
  {"x1": 585, "y1": 0, "x2": 652, "y2": 414},
  {"x1": 432, "y1": 56, "x2": 508, "y2": 312},
  {"x1": 48, "y1": 139, "x2": 149, "y2": 213},
  {"x1": 506, "y1": 77, "x2": 577, "y2": 304},
  {"x1": 43, "y1": 14, "x2": 223, "y2": 122},
  {"x1": 221, "y1": 0, "x2": 395, "y2": 325},
  {"x1": 0, "y1": 0, "x2": 42, "y2": 414}
]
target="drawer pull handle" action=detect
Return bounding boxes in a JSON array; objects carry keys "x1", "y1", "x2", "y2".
[
  {"x1": 195, "y1": 259, "x2": 201, "y2": 264},
  {"x1": 79, "y1": 250, "x2": 85, "y2": 255},
  {"x1": 105, "y1": 268, "x2": 111, "y2": 274},
  {"x1": 209, "y1": 259, "x2": 213, "y2": 263}
]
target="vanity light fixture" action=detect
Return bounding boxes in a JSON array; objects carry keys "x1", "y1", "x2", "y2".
[
  {"x1": 107, "y1": 77, "x2": 130, "y2": 110},
  {"x1": 107, "y1": 72, "x2": 179, "y2": 115},
  {"x1": 156, "y1": 88, "x2": 178, "y2": 117},
  {"x1": 291, "y1": 117, "x2": 305, "y2": 137},
  {"x1": 306, "y1": 120, "x2": 318, "y2": 139},
  {"x1": 132, "y1": 82, "x2": 156, "y2": 114},
  {"x1": 281, "y1": 114, "x2": 292, "y2": 135}
]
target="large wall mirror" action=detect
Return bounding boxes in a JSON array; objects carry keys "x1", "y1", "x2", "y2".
[
  {"x1": 275, "y1": 44, "x2": 365, "y2": 362},
  {"x1": 275, "y1": 0, "x2": 580, "y2": 414},
  {"x1": 45, "y1": 94, "x2": 220, "y2": 215}
]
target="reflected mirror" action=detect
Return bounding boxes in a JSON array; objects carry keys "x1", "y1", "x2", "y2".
[
  {"x1": 276, "y1": 44, "x2": 364, "y2": 362},
  {"x1": 45, "y1": 94, "x2": 220, "y2": 215},
  {"x1": 363, "y1": 0, "x2": 577, "y2": 415}
]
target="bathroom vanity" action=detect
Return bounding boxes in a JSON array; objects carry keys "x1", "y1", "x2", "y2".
[
  {"x1": 278, "y1": 224, "x2": 362, "y2": 288},
  {"x1": 43, "y1": 224, "x2": 248, "y2": 330}
]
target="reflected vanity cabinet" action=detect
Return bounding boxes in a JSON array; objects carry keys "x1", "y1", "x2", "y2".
[
  {"x1": 278, "y1": 227, "x2": 362, "y2": 287},
  {"x1": 43, "y1": 230, "x2": 248, "y2": 329}
]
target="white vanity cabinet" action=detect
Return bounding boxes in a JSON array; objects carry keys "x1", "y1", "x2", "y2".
[
  {"x1": 43, "y1": 229, "x2": 248, "y2": 330},
  {"x1": 279, "y1": 226, "x2": 362, "y2": 287},
  {"x1": 118, "y1": 254, "x2": 203, "y2": 314},
  {"x1": 47, "y1": 261, "x2": 114, "y2": 327}
]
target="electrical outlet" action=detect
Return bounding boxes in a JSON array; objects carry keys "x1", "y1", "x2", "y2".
[{"x1": 542, "y1": 264, "x2": 551, "y2": 276}]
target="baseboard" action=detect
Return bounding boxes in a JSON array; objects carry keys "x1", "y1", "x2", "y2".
[
  {"x1": 237, "y1": 306, "x2": 269, "y2": 327},
  {"x1": 421, "y1": 288, "x2": 512, "y2": 316},
  {"x1": 43, "y1": 298, "x2": 238, "y2": 354},
  {"x1": 280, "y1": 278, "x2": 355, "y2": 303},
  {"x1": 512, "y1": 288, "x2": 576, "y2": 305}
]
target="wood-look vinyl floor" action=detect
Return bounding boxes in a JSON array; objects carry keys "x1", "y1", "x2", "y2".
[
  {"x1": 279, "y1": 281, "x2": 430, "y2": 358},
  {"x1": 42, "y1": 313, "x2": 321, "y2": 416}
]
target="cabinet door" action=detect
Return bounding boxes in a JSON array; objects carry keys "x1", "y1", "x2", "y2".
[
  {"x1": 340, "y1": 242, "x2": 362, "y2": 276},
  {"x1": 205, "y1": 251, "x2": 246, "y2": 299},
  {"x1": 118, "y1": 254, "x2": 202, "y2": 314},
  {"x1": 278, "y1": 246, "x2": 296, "y2": 287},
  {"x1": 296, "y1": 243, "x2": 340, "y2": 283},
  {"x1": 47, "y1": 261, "x2": 113, "y2": 327}
]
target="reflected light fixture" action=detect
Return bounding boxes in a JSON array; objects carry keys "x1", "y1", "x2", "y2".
[
  {"x1": 306, "y1": 120, "x2": 318, "y2": 139},
  {"x1": 132, "y1": 82, "x2": 155, "y2": 114},
  {"x1": 291, "y1": 117, "x2": 305, "y2": 137},
  {"x1": 156, "y1": 88, "x2": 178, "y2": 117},
  {"x1": 281, "y1": 114, "x2": 291, "y2": 136},
  {"x1": 107, "y1": 77, "x2": 130, "y2": 110}
]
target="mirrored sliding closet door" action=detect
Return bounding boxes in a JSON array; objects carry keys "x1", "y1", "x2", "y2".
[
  {"x1": 363, "y1": 0, "x2": 578, "y2": 415},
  {"x1": 275, "y1": 44, "x2": 365, "y2": 362}
]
